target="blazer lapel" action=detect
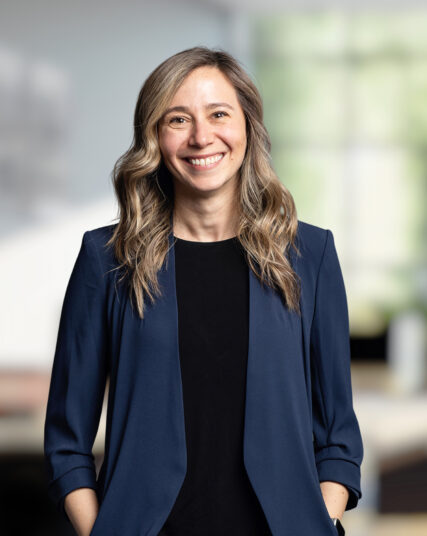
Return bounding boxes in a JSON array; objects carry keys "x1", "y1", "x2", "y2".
[
  {"x1": 132, "y1": 223, "x2": 313, "y2": 535},
  {"x1": 165, "y1": 221, "x2": 308, "y2": 451}
]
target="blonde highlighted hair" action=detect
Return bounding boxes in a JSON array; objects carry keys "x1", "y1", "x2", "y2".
[{"x1": 107, "y1": 46, "x2": 301, "y2": 319}]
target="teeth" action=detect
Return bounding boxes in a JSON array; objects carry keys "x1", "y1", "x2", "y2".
[{"x1": 188, "y1": 153, "x2": 223, "y2": 166}]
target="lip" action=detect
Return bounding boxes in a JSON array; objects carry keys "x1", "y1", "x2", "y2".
[
  {"x1": 182, "y1": 152, "x2": 226, "y2": 170},
  {"x1": 183, "y1": 151, "x2": 225, "y2": 159}
]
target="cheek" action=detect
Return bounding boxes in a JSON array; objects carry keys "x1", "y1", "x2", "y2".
[
  {"x1": 223, "y1": 125, "x2": 247, "y2": 152},
  {"x1": 160, "y1": 132, "x2": 187, "y2": 160},
  {"x1": 229, "y1": 136, "x2": 247, "y2": 161}
]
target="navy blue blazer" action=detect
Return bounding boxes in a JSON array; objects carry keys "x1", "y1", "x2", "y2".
[{"x1": 44, "y1": 218, "x2": 363, "y2": 536}]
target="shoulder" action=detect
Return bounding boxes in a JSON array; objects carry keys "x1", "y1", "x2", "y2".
[
  {"x1": 83, "y1": 223, "x2": 119, "y2": 273},
  {"x1": 295, "y1": 219, "x2": 329, "y2": 266},
  {"x1": 292, "y1": 219, "x2": 344, "y2": 296},
  {"x1": 85, "y1": 222, "x2": 118, "y2": 245},
  {"x1": 294, "y1": 220, "x2": 345, "y2": 300},
  {"x1": 82, "y1": 219, "x2": 332, "y2": 276}
]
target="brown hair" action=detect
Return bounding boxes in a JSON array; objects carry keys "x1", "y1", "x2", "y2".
[{"x1": 107, "y1": 46, "x2": 301, "y2": 319}]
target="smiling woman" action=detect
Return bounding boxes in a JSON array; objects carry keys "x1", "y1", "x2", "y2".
[
  {"x1": 44, "y1": 46, "x2": 363, "y2": 536},
  {"x1": 158, "y1": 65, "x2": 247, "y2": 202}
]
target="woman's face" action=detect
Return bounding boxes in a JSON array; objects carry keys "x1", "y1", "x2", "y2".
[{"x1": 158, "y1": 66, "x2": 247, "y2": 197}]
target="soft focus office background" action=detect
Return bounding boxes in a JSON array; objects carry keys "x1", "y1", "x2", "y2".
[{"x1": 1, "y1": 1, "x2": 426, "y2": 535}]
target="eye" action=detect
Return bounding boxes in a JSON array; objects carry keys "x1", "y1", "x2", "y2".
[
  {"x1": 169, "y1": 116, "x2": 186, "y2": 124},
  {"x1": 213, "y1": 111, "x2": 228, "y2": 118}
]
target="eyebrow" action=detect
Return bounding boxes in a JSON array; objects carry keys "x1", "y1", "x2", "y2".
[{"x1": 163, "y1": 102, "x2": 235, "y2": 116}]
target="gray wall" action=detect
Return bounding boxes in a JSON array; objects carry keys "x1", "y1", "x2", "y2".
[{"x1": 0, "y1": 0, "x2": 232, "y2": 235}]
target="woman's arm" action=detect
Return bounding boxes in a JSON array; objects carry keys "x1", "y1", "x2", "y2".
[
  {"x1": 64, "y1": 488, "x2": 99, "y2": 536},
  {"x1": 310, "y1": 229, "x2": 364, "y2": 512},
  {"x1": 44, "y1": 231, "x2": 109, "y2": 521}
]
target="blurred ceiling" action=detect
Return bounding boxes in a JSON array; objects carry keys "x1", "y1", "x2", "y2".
[{"x1": 200, "y1": 0, "x2": 425, "y2": 12}]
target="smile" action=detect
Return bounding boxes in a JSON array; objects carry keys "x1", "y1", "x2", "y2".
[{"x1": 183, "y1": 153, "x2": 225, "y2": 169}]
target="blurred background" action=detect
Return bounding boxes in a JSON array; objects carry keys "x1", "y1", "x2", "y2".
[{"x1": 0, "y1": 1, "x2": 426, "y2": 535}]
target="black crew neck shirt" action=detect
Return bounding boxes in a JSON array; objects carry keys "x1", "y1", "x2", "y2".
[{"x1": 158, "y1": 236, "x2": 272, "y2": 536}]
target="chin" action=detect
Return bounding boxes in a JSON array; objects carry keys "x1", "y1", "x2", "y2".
[{"x1": 191, "y1": 176, "x2": 232, "y2": 192}]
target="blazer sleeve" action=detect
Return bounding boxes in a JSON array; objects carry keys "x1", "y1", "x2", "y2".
[
  {"x1": 310, "y1": 229, "x2": 364, "y2": 511},
  {"x1": 43, "y1": 231, "x2": 109, "y2": 516}
]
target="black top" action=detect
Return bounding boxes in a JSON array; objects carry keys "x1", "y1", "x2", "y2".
[{"x1": 158, "y1": 235, "x2": 272, "y2": 536}]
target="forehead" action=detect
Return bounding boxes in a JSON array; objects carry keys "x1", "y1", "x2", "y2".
[{"x1": 169, "y1": 66, "x2": 238, "y2": 104}]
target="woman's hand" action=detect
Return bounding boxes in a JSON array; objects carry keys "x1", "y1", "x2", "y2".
[
  {"x1": 320, "y1": 480, "x2": 349, "y2": 520},
  {"x1": 64, "y1": 487, "x2": 99, "y2": 536}
]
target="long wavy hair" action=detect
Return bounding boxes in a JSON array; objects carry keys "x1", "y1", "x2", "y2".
[{"x1": 106, "y1": 46, "x2": 301, "y2": 319}]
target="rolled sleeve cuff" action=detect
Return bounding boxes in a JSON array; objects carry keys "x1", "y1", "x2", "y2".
[
  {"x1": 317, "y1": 458, "x2": 362, "y2": 510},
  {"x1": 48, "y1": 465, "x2": 98, "y2": 514}
]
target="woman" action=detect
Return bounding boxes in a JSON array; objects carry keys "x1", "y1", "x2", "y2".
[{"x1": 44, "y1": 46, "x2": 363, "y2": 536}]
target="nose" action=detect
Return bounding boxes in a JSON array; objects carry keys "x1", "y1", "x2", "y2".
[{"x1": 188, "y1": 118, "x2": 214, "y2": 147}]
